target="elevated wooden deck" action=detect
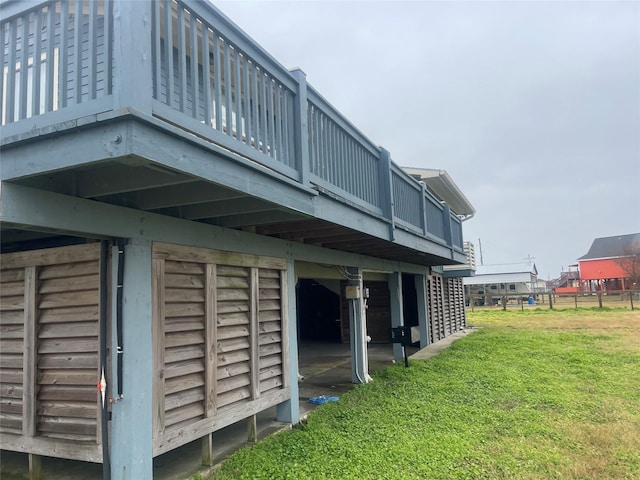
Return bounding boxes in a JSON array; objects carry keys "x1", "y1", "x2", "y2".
[{"x1": 0, "y1": 0, "x2": 465, "y2": 266}]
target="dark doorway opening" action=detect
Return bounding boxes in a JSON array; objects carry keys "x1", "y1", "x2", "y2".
[
  {"x1": 297, "y1": 279, "x2": 341, "y2": 342},
  {"x1": 402, "y1": 274, "x2": 418, "y2": 329}
]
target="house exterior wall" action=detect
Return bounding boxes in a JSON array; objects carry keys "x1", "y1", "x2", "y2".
[{"x1": 579, "y1": 259, "x2": 628, "y2": 280}]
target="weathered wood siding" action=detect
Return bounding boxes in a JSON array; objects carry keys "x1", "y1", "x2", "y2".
[
  {"x1": 0, "y1": 243, "x2": 103, "y2": 462},
  {"x1": 152, "y1": 243, "x2": 289, "y2": 456},
  {"x1": 428, "y1": 274, "x2": 466, "y2": 343}
]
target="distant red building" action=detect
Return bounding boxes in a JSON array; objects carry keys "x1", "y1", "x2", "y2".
[{"x1": 578, "y1": 233, "x2": 640, "y2": 291}]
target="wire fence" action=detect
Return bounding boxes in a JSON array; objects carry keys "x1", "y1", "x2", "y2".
[{"x1": 467, "y1": 289, "x2": 638, "y2": 312}]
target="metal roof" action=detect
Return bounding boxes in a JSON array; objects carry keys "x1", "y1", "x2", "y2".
[
  {"x1": 578, "y1": 233, "x2": 640, "y2": 260},
  {"x1": 402, "y1": 167, "x2": 475, "y2": 218}
]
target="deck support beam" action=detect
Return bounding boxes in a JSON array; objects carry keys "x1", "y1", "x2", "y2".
[
  {"x1": 389, "y1": 272, "x2": 405, "y2": 363},
  {"x1": 110, "y1": 239, "x2": 154, "y2": 480},
  {"x1": 347, "y1": 267, "x2": 370, "y2": 383},
  {"x1": 276, "y1": 259, "x2": 300, "y2": 424},
  {"x1": 201, "y1": 433, "x2": 214, "y2": 467},
  {"x1": 28, "y1": 453, "x2": 42, "y2": 480},
  {"x1": 415, "y1": 274, "x2": 430, "y2": 349}
]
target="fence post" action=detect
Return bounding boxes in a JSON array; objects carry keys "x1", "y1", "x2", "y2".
[
  {"x1": 502, "y1": 295, "x2": 506, "y2": 311},
  {"x1": 574, "y1": 292, "x2": 578, "y2": 309},
  {"x1": 548, "y1": 293, "x2": 554, "y2": 310},
  {"x1": 631, "y1": 290, "x2": 635, "y2": 310},
  {"x1": 597, "y1": 291, "x2": 603, "y2": 308}
]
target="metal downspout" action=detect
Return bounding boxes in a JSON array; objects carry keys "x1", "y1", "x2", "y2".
[{"x1": 99, "y1": 241, "x2": 111, "y2": 480}]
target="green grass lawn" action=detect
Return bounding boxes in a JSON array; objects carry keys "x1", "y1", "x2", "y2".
[{"x1": 211, "y1": 308, "x2": 640, "y2": 479}]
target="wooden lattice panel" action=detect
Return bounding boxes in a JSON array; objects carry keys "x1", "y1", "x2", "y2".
[
  {"x1": 152, "y1": 242, "x2": 288, "y2": 453},
  {"x1": 162, "y1": 260, "x2": 207, "y2": 432},
  {"x1": 216, "y1": 265, "x2": 252, "y2": 410},
  {"x1": 0, "y1": 267, "x2": 25, "y2": 434},
  {"x1": 257, "y1": 269, "x2": 283, "y2": 394},
  {"x1": 36, "y1": 257, "x2": 100, "y2": 441}
]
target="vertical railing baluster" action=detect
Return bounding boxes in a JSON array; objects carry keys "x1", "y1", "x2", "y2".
[
  {"x1": 73, "y1": 0, "x2": 82, "y2": 104},
  {"x1": 337, "y1": 126, "x2": 343, "y2": 187},
  {"x1": 212, "y1": 33, "x2": 221, "y2": 129},
  {"x1": 177, "y1": 5, "x2": 186, "y2": 112},
  {"x1": 6, "y1": 18, "x2": 16, "y2": 123},
  {"x1": 243, "y1": 56, "x2": 251, "y2": 146},
  {"x1": 202, "y1": 26, "x2": 211, "y2": 126},
  {"x1": 103, "y1": 0, "x2": 112, "y2": 95},
  {"x1": 259, "y1": 71, "x2": 267, "y2": 151},
  {"x1": 0, "y1": 21, "x2": 6, "y2": 123},
  {"x1": 275, "y1": 85, "x2": 283, "y2": 161},
  {"x1": 251, "y1": 63, "x2": 259, "y2": 148},
  {"x1": 234, "y1": 49, "x2": 242, "y2": 140},
  {"x1": 44, "y1": 2, "x2": 55, "y2": 112},
  {"x1": 189, "y1": 11, "x2": 198, "y2": 119},
  {"x1": 19, "y1": 14, "x2": 29, "y2": 120},
  {"x1": 59, "y1": 0, "x2": 69, "y2": 108},
  {"x1": 266, "y1": 76, "x2": 276, "y2": 158},
  {"x1": 152, "y1": 0, "x2": 162, "y2": 100},
  {"x1": 163, "y1": 0, "x2": 173, "y2": 107},
  {"x1": 88, "y1": 0, "x2": 97, "y2": 100},
  {"x1": 223, "y1": 41, "x2": 232, "y2": 135},
  {"x1": 32, "y1": 9, "x2": 42, "y2": 117}
]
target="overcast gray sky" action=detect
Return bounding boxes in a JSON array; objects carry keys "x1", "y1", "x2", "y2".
[{"x1": 215, "y1": 0, "x2": 640, "y2": 280}]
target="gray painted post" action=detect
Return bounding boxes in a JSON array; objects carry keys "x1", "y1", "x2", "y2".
[
  {"x1": 414, "y1": 274, "x2": 430, "y2": 349},
  {"x1": 110, "y1": 239, "x2": 154, "y2": 479},
  {"x1": 442, "y1": 204, "x2": 453, "y2": 253},
  {"x1": 388, "y1": 272, "x2": 404, "y2": 362},
  {"x1": 378, "y1": 148, "x2": 395, "y2": 241},
  {"x1": 112, "y1": 0, "x2": 153, "y2": 113},
  {"x1": 347, "y1": 267, "x2": 370, "y2": 383},
  {"x1": 420, "y1": 183, "x2": 428, "y2": 236},
  {"x1": 276, "y1": 259, "x2": 300, "y2": 423},
  {"x1": 290, "y1": 69, "x2": 310, "y2": 187}
]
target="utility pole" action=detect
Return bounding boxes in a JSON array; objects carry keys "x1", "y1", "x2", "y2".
[{"x1": 478, "y1": 238, "x2": 484, "y2": 266}]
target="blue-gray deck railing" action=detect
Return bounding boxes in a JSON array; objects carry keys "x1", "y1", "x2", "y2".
[{"x1": 0, "y1": 0, "x2": 463, "y2": 253}]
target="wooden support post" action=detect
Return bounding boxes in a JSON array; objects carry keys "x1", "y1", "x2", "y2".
[
  {"x1": 574, "y1": 293, "x2": 578, "y2": 309},
  {"x1": 414, "y1": 274, "x2": 429, "y2": 349},
  {"x1": 247, "y1": 414, "x2": 258, "y2": 443},
  {"x1": 347, "y1": 267, "x2": 370, "y2": 383},
  {"x1": 276, "y1": 259, "x2": 300, "y2": 424},
  {"x1": 201, "y1": 433, "x2": 214, "y2": 467},
  {"x1": 502, "y1": 295, "x2": 507, "y2": 311},
  {"x1": 110, "y1": 239, "x2": 154, "y2": 479},
  {"x1": 29, "y1": 453, "x2": 42, "y2": 480},
  {"x1": 389, "y1": 272, "x2": 405, "y2": 363},
  {"x1": 548, "y1": 293, "x2": 554, "y2": 310}
]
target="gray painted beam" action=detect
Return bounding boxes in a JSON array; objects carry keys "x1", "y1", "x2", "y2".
[
  {"x1": 97, "y1": 181, "x2": 244, "y2": 210},
  {"x1": 415, "y1": 274, "x2": 430, "y2": 349},
  {"x1": 213, "y1": 210, "x2": 308, "y2": 228},
  {"x1": 388, "y1": 272, "x2": 404, "y2": 362},
  {"x1": 347, "y1": 267, "x2": 370, "y2": 384},
  {"x1": 276, "y1": 259, "x2": 300, "y2": 423},
  {"x1": 167, "y1": 197, "x2": 277, "y2": 220},
  {"x1": 109, "y1": 239, "x2": 154, "y2": 479},
  {"x1": 0, "y1": 183, "x2": 431, "y2": 274}
]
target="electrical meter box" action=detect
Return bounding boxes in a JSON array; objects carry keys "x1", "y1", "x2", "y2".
[{"x1": 345, "y1": 285, "x2": 360, "y2": 299}]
